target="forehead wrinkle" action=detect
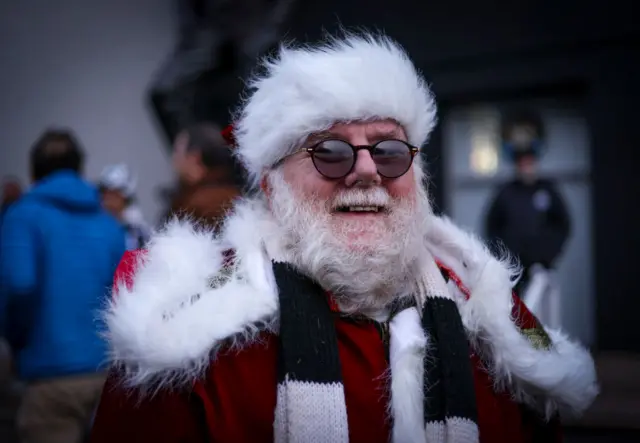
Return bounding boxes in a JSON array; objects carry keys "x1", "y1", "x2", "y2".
[
  {"x1": 304, "y1": 121, "x2": 405, "y2": 146},
  {"x1": 301, "y1": 130, "x2": 335, "y2": 148},
  {"x1": 366, "y1": 126, "x2": 404, "y2": 142}
]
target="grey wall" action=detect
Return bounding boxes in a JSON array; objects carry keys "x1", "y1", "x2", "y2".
[{"x1": 0, "y1": 0, "x2": 177, "y2": 224}]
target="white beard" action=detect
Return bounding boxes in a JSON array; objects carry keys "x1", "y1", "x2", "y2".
[{"x1": 267, "y1": 170, "x2": 433, "y2": 315}]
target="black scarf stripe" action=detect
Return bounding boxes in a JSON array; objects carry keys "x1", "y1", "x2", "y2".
[
  {"x1": 421, "y1": 301, "x2": 447, "y2": 422},
  {"x1": 273, "y1": 262, "x2": 342, "y2": 384},
  {"x1": 273, "y1": 261, "x2": 478, "y2": 434},
  {"x1": 423, "y1": 296, "x2": 479, "y2": 423}
]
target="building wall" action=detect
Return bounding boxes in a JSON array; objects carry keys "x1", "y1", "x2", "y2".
[{"x1": 0, "y1": 0, "x2": 177, "y2": 224}]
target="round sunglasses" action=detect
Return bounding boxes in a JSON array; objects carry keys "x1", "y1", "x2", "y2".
[{"x1": 281, "y1": 139, "x2": 419, "y2": 179}]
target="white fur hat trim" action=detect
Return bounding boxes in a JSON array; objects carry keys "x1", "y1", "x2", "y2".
[{"x1": 234, "y1": 32, "x2": 437, "y2": 186}]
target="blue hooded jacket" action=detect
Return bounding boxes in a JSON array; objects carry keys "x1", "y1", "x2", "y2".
[{"x1": 0, "y1": 171, "x2": 126, "y2": 380}]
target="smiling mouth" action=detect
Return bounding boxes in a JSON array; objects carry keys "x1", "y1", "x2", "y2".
[{"x1": 334, "y1": 205, "x2": 386, "y2": 213}]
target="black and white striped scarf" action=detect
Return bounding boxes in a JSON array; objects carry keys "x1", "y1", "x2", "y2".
[{"x1": 271, "y1": 261, "x2": 479, "y2": 443}]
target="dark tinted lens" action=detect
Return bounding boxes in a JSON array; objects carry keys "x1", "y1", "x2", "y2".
[
  {"x1": 311, "y1": 140, "x2": 354, "y2": 178},
  {"x1": 372, "y1": 140, "x2": 414, "y2": 178}
]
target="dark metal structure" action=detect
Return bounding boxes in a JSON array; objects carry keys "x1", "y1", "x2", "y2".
[
  {"x1": 148, "y1": 0, "x2": 297, "y2": 141},
  {"x1": 148, "y1": 0, "x2": 639, "y2": 352}
]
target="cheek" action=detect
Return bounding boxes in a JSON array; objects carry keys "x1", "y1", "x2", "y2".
[
  {"x1": 173, "y1": 155, "x2": 187, "y2": 173},
  {"x1": 283, "y1": 159, "x2": 335, "y2": 199},
  {"x1": 302, "y1": 179, "x2": 335, "y2": 200},
  {"x1": 384, "y1": 169, "x2": 417, "y2": 199},
  {"x1": 102, "y1": 196, "x2": 115, "y2": 209}
]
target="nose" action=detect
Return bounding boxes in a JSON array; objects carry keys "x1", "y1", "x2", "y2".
[{"x1": 344, "y1": 149, "x2": 381, "y2": 187}]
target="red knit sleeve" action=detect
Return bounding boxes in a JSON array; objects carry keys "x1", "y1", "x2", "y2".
[{"x1": 90, "y1": 370, "x2": 209, "y2": 443}]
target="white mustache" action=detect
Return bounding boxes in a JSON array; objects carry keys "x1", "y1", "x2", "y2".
[{"x1": 330, "y1": 188, "x2": 392, "y2": 209}]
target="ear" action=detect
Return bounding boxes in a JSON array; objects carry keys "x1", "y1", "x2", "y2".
[{"x1": 173, "y1": 131, "x2": 190, "y2": 154}]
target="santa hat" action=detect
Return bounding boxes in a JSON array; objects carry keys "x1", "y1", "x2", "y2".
[{"x1": 233, "y1": 32, "x2": 437, "y2": 187}]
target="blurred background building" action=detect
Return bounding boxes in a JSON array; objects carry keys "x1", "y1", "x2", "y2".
[{"x1": 1, "y1": 0, "x2": 638, "y2": 441}]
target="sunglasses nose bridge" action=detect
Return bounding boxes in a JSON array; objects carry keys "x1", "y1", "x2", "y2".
[
  {"x1": 350, "y1": 147, "x2": 379, "y2": 180},
  {"x1": 309, "y1": 140, "x2": 414, "y2": 180}
]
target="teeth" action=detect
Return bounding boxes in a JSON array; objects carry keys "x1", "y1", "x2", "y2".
[{"x1": 348, "y1": 206, "x2": 379, "y2": 212}]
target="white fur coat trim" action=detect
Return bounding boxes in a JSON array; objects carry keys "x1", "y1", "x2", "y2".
[
  {"x1": 425, "y1": 217, "x2": 599, "y2": 418},
  {"x1": 104, "y1": 201, "x2": 597, "y2": 417}
]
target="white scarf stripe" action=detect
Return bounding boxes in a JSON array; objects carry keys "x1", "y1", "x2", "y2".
[
  {"x1": 273, "y1": 306, "x2": 479, "y2": 443},
  {"x1": 274, "y1": 379, "x2": 349, "y2": 443}
]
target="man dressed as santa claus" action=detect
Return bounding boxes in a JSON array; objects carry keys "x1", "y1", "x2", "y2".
[{"x1": 91, "y1": 32, "x2": 598, "y2": 443}]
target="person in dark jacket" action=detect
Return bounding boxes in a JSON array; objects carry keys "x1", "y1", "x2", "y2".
[
  {"x1": 485, "y1": 111, "x2": 571, "y2": 293},
  {"x1": 0, "y1": 129, "x2": 126, "y2": 443},
  {"x1": 164, "y1": 122, "x2": 244, "y2": 231}
]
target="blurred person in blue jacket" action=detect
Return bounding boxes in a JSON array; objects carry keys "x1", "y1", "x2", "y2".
[{"x1": 0, "y1": 129, "x2": 126, "y2": 443}]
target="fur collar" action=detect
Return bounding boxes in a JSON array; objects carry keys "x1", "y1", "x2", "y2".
[{"x1": 105, "y1": 199, "x2": 597, "y2": 417}]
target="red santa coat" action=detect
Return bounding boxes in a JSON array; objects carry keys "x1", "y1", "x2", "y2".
[{"x1": 91, "y1": 205, "x2": 598, "y2": 443}]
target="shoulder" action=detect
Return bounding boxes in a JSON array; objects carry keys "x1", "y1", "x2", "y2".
[
  {"x1": 96, "y1": 217, "x2": 125, "y2": 245},
  {"x1": 97, "y1": 209, "x2": 125, "y2": 229},
  {"x1": 536, "y1": 177, "x2": 556, "y2": 187},
  {"x1": 538, "y1": 179, "x2": 565, "y2": 197},
  {"x1": 0, "y1": 201, "x2": 43, "y2": 240},
  {"x1": 103, "y1": 203, "x2": 279, "y2": 388},
  {"x1": 1, "y1": 198, "x2": 37, "y2": 223},
  {"x1": 427, "y1": 215, "x2": 598, "y2": 418},
  {"x1": 493, "y1": 180, "x2": 517, "y2": 196}
]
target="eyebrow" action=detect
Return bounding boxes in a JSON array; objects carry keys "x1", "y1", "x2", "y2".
[
  {"x1": 301, "y1": 131, "x2": 334, "y2": 147},
  {"x1": 367, "y1": 128, "x2": 403, "y2": 141},
  {"x1": 304, "y1": 127, "x2": 403, "y2": 146}
]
